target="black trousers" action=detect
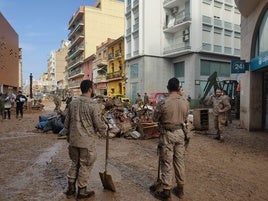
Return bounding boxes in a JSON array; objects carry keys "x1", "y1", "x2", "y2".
[
  {"x1": 4, "y1": 108, "x2": 11, "y2": 119},
  {"x1": 16, "y1": 106, "x2": 23, "y2": 118}
]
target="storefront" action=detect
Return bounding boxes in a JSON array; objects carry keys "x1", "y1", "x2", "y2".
[{"x1": 236, "y1": 0, "x2": 268, "y2": 130}]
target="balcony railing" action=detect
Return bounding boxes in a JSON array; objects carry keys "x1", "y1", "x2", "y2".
[
  {"x1": 69, "y1": 33, "x2": 84, "y2": 47},
  {"x1": 106, "y1": 70, "x2": 123, "y2": 80},
  {"x1": 67, "y1": 55, "x2": 84, "y2": 70},
  {"x1": 68, "y1": 22, "x2": 84, "y2": 39},
  {"x1": 94, "y1": 75, "x2": 107, "y2": 83},
  {"x1": 115, "y1": 50, "x2": 122, "y2": 58},
  {"x1": 164, "y1": 11, "x2": 191, "y2": 33},
  {"x1": 67, "y1": 43, "x2": 84, "y2": 59},
  {"x1": 68, "y1": 68, "x2": 84, "y2": 79},
  {"x1": 163, "y1": 42, "x2": 191, "y2": 55},
  {"x1": 68, "y1": 80, "x2": 82, "y2": 88}
]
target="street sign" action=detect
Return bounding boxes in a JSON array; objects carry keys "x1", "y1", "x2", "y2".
[{"x1": 231, "y1": 59, "x2": 248, "y2": 73}]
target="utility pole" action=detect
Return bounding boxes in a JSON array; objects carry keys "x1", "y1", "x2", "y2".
[{"x1": 30, "y1": 73, "x2": 33, "y2": 98}]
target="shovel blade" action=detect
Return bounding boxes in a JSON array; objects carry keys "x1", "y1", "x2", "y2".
[{"x1": 99, "y1": 171, "x2": 116, "y2": 192}]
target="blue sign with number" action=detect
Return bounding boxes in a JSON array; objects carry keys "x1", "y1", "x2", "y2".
[{"x1": 231, "y1": 59, "x2": 248, "y2": 73}]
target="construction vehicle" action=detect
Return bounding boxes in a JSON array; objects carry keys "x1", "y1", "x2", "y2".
[{"x1": 200, "y1": 71, "x2": 240, "y2": 119}]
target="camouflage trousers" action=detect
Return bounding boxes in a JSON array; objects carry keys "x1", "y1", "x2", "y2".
[
  {"x1": 214, "y1": 113, "x2": 226, "y2": 134},
  {"x1": 67, "y1": 146, "x2": 97, "y2": 188},
  {"x1": 159, "y1": 129, "x2": 185, "y2": 190}
]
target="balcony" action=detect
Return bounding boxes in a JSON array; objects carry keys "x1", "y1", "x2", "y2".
[
  {"x1": 68, "y1": 68, "x2": 84, "y2": 79},
  {"x1": 69, "y1": 33, "x2": 84, "y2": 48},
  {"x1": 68, "y1": 7, "x2": 84, "y2": 29},
  {"x1": 163, "y1": 0, "x2": 180, "y2": 8},
  {"x1": 68, "y1": 22, "x2": 84, "y2": 39},
  {"x1": 94, "y1": 75, "x2": 107, "y2": 84},
  {"x1": 67, "y1": 43, "x2": 84, "y2": 60},
  {"x1": 115, "y1": 50, "x2": 122, "y2": 58},
  {"x1": 67, "y1": 55, "x2": 84, "y2": 70},
  {"x1": 163, "y1": 10, "x2": 191, "y2": 33},
  {"x1": 94, "y1": 58, "x2": 108, "y2": 67},
  {"x1": 68, "y1": 80, "x2": 82, "y2": 88},
  {"x1": 163, "y1": 42, "x2": 191, "y2": 57},
  {"x1": 106, "y1": 70, "x2": 123, "y2": 81}
]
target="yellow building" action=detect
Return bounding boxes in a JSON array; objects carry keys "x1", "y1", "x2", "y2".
[
  {"x1": 106, "y1": 36, "x2": 125, "y2": 96},
  {"x1": 67, "y1": 0, "x2": 124, "y2": 96}
]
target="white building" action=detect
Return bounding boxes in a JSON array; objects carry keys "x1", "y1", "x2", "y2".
[{"x1": 124, "y1": 0, "x2": 241, "y2": 104}]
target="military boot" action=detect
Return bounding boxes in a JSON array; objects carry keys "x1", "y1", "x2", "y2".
[
  {"x1": 153, "y1": 189, "x2": 171, "y2": 201},
  {"x1": 172, "y1": 185, "x2": 184, "y2": 199},
  {"x1": 64, "y1": 182, "x2": 76, "y2": 198},
  {"x1": 76, "y1": 187, "x2": 95, "y2": 200}
]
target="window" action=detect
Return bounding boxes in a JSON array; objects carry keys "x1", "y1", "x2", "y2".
[
  {"x1": 256, "y1": 9, "x2": 268, "y2": 56},
  {"x1": 130, "y1": 63, "x2": 138, "y2": 79},
  {"x1": 200, "y1": 60, "x2": 230, "y2": 76},
  {"x1": 174, "y1": 62, "x2": 185, "y2": 77}
]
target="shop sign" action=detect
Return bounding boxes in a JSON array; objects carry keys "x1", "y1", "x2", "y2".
[
  {"x1": 250, "y1": 53, "x2": 268, "y2": 71},
  {"x1": 231, "y1": 59, "x2": 248, "y2": 73}
]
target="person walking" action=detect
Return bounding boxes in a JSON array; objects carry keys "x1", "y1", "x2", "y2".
[
  {"x1": 206, "y1": 88, "x2": 231, "y2": 142},
  {"x1": 3, "y1": 92, "x2": 15, "y2": 120},
  {"x1": 135, "y1": 93, "x2": 142, "y2": 106},
  {"x1": 150, "y1": 77, "x2": 189, "y2": 200},
  {"x1": 15, "y1": 90, "x2": 27, "y2": 119},
  {"x1": 63, "y1": 79, "x2": 106, "y2": 200},
  {"x1": 144, "y1": 92, "x2": 149, "y2": 105}
]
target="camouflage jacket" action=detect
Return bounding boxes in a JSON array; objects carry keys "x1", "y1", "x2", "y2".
[{"x1": 64, "y1": 95, "x2": 106, "y2": 149}]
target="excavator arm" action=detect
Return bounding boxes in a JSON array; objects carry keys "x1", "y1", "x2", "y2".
[{"x1": 199, "y1": 71, "x2": 220, "y2": 103}]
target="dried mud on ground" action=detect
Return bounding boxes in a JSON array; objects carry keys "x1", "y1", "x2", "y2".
[{"x1": 0, "y1": 100, "x2": 268, "y2": 201}]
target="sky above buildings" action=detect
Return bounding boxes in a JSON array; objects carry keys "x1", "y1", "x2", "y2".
[{"x1": 0, "y1": 0, "x2": 96, "y2": 85}]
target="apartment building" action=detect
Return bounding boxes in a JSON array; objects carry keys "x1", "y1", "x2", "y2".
[
  {"x1": 93, "y1": 38, "x2": 114, "y2": 96},
  {"x1": 66, "y1": 0, "x2": 124, "y2": 96},
  {"x1": 47, "y1": 41, "x2": 69, "y2": 92},
  {"x1": 235, "y1": 0, "x2": 268, "y2": 130},
  {"x1": 0, "y1": 12, "x2": 20, "y2": 93},
  {"x1": 124, "y1": 0, "x2": 241, "y2": 103},
  {"x1": 107, "y1": 36, "x2": 126, "y2": 96}
]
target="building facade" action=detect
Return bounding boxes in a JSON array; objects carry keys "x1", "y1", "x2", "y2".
[
  {"x1": 0, "y1": 12, "x2": 20, "y2": 93},
  {"x1": 93, "y1": 38, "x2": 114, "y2": 96},
  {"x1": 235, "y1": 0, "x2": 268, "y2": 130},
  {"x1": 124, "y1": 0, "x2": 241, "y2": 103},
  {"x1": 47, "y1": 41, "x2": 69, "y2": 92},
  {"x1": 66, "y1": 0, "x2": 124, "y2": 96},
  {"x1": 107, "y1": 36, "x2": 126, "y2": 97}
]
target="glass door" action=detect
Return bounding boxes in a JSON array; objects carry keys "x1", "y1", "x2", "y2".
[{"x1": 263, "y1": 72, "x2": 268, "y2": 129}]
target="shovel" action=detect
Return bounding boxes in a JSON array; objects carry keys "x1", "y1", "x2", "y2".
[{"x1": 99, "y1": 116, "x2": 116, "y2": 192}]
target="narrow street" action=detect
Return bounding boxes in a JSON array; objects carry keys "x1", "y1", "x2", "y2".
[{"x1": 0, "y1": 100, "x2": 268, "y2": 201}]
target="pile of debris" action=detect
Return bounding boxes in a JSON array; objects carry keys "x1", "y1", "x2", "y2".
[{"x1": 102, "y1": 97, "x2": 159, "y2": 140}]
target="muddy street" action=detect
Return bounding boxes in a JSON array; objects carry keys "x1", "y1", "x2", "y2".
[{"x1": 0, "y1": 101, "x2": 268, "y2": 201}]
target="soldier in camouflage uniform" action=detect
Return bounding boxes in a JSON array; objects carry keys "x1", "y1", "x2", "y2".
[
  {"x1": 53, "y1": 95, "x2": 61, "y2": 112},
  {"x1": 206, "y1": 88, "x2": 231, "y2": 142},
  {"x1": 150, "y1": 77, "x2": 189, "y2": 200},
  {"x1": 64, "y1": 80, "x2": 106, "y2": 200}
]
